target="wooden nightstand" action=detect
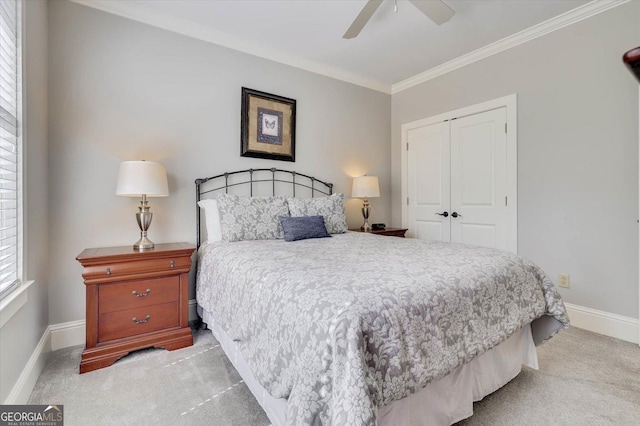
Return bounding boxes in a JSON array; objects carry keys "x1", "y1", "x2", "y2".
[
  {"x1": 350, "y1": 228, "x2": 408, "y2": 238},
  {"x1": 76, "y1": 242, "x2": 195, "y2": 373}
]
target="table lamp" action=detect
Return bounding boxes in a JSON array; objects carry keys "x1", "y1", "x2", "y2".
[
  {"x1": 352, "y1": 175, "x2": 380, "y2": 232},
  {"x1": 116, "y1": 161, "x2": 169, "y2": 250}
]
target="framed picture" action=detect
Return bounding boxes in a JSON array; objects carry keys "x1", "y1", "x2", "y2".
[{"x1": 241, "y1": 87, "x2": 296, "y2": 162}]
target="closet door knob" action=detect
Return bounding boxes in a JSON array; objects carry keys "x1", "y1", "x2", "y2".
[
  {"x1": 451, "y1": 212, "x2": 461, "y2": 218},
  {"x1": 435, "y1": 212, "x2": 449, "y2": 217}
]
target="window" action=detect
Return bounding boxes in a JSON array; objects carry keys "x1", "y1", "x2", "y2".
[{"x1": 0, "y1": 0, "x2": 21, "y2": 299}]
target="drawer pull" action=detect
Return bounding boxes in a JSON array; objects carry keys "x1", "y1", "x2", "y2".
[
  {"x1": 170, "y1": 260, "x2": 175, "y2": 268},
  {"x1": 132, "y1": 315, "x2": 151, "y2": 324},
  {"x1": 106, "y1": 267, "x2": 111, "y2": 275},
  {"x1": 132, "y1": 289, "x2": 151, "y2": 298}
]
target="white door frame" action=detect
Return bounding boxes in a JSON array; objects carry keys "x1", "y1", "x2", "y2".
[{"x1": 401, "y1": 94, "x2": 518, "y2": 253}]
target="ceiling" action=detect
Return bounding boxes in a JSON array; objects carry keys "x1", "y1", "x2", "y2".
[{"x1": 78, "y1": 0, "x2": 601, "y2": 92}]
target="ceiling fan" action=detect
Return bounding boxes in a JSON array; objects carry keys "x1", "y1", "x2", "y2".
[{"x1": 343, "y1": 0, "x2": 455, "y2": 39}]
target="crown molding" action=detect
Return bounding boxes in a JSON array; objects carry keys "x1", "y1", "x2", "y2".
[
  {"x1": 70, "y1": 0, "x2": 392, "y2": 94},
  {"x1": 391, "y1": 0, "x2": 631, "y2": 94},
  {"x1": 70, "y1": 0, "x2": 628, "y2": 97}
]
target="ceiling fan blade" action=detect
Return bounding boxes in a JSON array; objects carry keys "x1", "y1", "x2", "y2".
[
  {"x1": 409, "y1": 0, "x2": 455, "y2": 25},
  {"x1": 343, "y1": 0, "x2": 384, "y2": 39}
]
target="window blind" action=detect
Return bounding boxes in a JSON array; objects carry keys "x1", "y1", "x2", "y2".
[{"x1": 0, "y1": 0, "x2": 20, "y2": 298}]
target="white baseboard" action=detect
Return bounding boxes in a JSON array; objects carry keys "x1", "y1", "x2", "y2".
[
  {"x1": 50, "y1": 319, "x2": 86, "y2": 351},
  {"x1": 189, "y1": 298, "x2": 198, "y2": 322},
  {"x1": 565, "y1": 302, "x2": 639, "y2": 345},
  {"x1": 4, "y1": 326, "x2": 51, "y2": 404}
]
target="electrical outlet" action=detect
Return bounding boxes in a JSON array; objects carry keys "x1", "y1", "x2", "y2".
[{"x1": 558, "y1": 274, "x2": 570, "y2": 289}]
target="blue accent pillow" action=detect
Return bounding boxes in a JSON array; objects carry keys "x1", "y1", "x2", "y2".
[{"x1": 279, "y1": 216, "x2": 331, "y2": 242}]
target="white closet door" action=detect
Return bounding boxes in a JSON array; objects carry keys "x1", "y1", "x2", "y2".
[
  {"x1": 450, "y1": 107, "x2": 508, "y2": 249},
  {"x1": 407, "y1": 121, "x2": 450, "y2": 241}
]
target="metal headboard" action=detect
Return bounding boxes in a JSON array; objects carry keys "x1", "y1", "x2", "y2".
[{"x1": 195, "y1": 168, "x2": 333, "y2": 247}]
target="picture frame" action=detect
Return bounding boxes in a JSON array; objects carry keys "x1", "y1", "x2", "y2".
[{"x1": 241, "y1": 87, "x2": 296, "y2": 162}]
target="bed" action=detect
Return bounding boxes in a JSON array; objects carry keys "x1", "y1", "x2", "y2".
[{"x1": 194, "y1": 169, "x2": 569, "y2": 426}]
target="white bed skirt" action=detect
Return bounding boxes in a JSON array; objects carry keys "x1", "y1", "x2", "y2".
[{"x1": 200, "y1": 307, "x2": 538, "y2": 426}]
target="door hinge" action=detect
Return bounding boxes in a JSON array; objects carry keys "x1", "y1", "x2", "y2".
[
  {"x1": 407, "y1": 197, "x2": 409, "y2": 205},
  {"x1": 406, "y1": 142, "x2": 409, "y2": 151},
  {"x1": 504, "y1": 123, "x2": 507, "y2": 133},
  {"x1": 505, "y1": 196, "x2": 508, "y2": 206}
]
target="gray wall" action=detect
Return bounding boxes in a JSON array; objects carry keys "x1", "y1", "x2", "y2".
[
  {"x1": 1, "y1": 0, "x2": 49, "y2": 402},
  {"x1": 391, "y1": 2, "x2": 640, "y2": 318},
  {"x1": 47, "y1": 1, "x2": 391, "y2": 324}
]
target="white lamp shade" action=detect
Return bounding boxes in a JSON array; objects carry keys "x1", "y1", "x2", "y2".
[
  {"x1": 352, "y1": 176, "x2": 380, "y2": 198},
  {"x1": 116, "y1": 161, "x2": 169, "y2": 197}
]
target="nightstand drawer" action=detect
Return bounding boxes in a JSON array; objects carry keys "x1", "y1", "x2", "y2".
[
  {"x1": 349, "y1": 228, "x2": 408, "y2": 237},
  {"x1": 98, "y1": 276, "x2": 179, "y2": 314},
  {"x1": 83, "y1": 256, "x2": 192, "y2": 280},
  {"x1": 98, "y1": 302, "x2": 179, "y2": 342},
  {"x1": 376, "y1": 229, "x2": 407, "y2": 237}
]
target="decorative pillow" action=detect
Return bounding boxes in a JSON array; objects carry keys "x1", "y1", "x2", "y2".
[
  {"x1": 287, "y1": 193, "x2": 347, "y2": 234},
  {"x1": 216, "y1": 194, "x2": 289, "y2": 242},
  {"x1": 197, "y1": 199, "x2": 222, "y2": 242},
  {"x1": 279, "y1": 216, "x2": 331, "y2": 242}
]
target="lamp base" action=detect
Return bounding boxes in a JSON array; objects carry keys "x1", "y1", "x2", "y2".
[
  {"x1": 133, "y1": 235, "x2": 155, "y2": 251},
  {"x1": 134, "y1": 196, "x2": 155, "y2": 250},
  {"x1": 361, "y1": 199, "x2": 371, "y2": 232}
]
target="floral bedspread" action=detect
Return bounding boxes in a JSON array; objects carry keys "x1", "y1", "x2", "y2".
[{"x1": 196, "y1": 232, "x2": 568, "y2": 425}]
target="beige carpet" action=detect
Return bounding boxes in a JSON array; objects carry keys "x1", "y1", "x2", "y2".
[
  {"x1": 28, "y1": 329, "x2": 270, "y2": 426},
  {"x1": 459, "y1": 326, "x2": 640, "y2": 425},
  {"x1": 28, "y1": 326, "x2": 639, "y2": 425}
]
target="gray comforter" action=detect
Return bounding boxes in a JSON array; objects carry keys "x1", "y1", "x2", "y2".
[{"x1": 196, "y1": 232, "x2": 568, "y2": 425}]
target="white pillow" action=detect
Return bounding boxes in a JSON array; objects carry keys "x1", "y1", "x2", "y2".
[
  {"x1": 216, "y1": 194, "x2": 290, "y2": 242},
  {"x1": 287, "y1": 193, "x2": 347, "y2": 234},
  {"x1": 197, "y1": 199, "x2": 222, "y2": 242}
]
